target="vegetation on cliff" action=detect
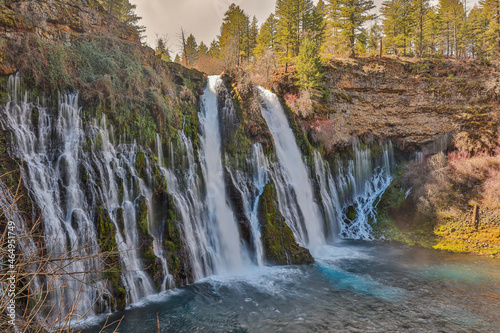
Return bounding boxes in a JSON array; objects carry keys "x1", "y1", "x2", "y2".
[{"x1": 258, "y1": 183, "x2": 314, "y2": 265}]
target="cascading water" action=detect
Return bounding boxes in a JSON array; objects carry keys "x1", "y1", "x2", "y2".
[
  {"x1": 0, "y1": 74, "x2": 176, "y2": 319},
  {"x1": 89, "y1": 120, "x2": 156, "y2": 302},
  {"x1": 321, "y1": 142, "x2": 395, "y2": 240},
  {"x1": 226, "y1": 143, "x2": 268, "y2": 267},
  {"x1": 258, "y1": 87, "x2": 325, "y2": 248},
  {"x1": 160, "y1": 130, "x2": 212, "y2": 279},
  {"x1": 313, "y1": 151, "x2": 343, "y2": 241},
  {"x1": 160, "y1": 76, "x2": 252, "y2": 277},
  {"x1": 1, "y1": 77, "x2": 104, "y2": 318},
  {"x1": 1, "y1": 72, "x2": 399, "y2": 326},
  {"x1": 198, "y1": 76, "x2": 249, "y2": 273}
]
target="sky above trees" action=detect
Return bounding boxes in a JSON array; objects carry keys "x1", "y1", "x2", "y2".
[{"x1": 131, "y1": 0, "x2": 480, "y2": 49}]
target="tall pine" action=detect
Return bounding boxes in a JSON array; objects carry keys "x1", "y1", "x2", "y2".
[{"x1": 327, "y1": 0, "x2": 376, "y2": 57}]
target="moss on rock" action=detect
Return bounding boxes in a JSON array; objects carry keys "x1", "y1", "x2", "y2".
[{"x1": 258, "y1": 183, "x2": 314, "y2": 265}]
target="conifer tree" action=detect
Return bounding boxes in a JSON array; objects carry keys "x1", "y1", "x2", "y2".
[
  {"x1": 218, "y1": 4, "x2": 250, "y2": 66},
  {"x1": 99, "y1": 0, "x2": 142, "y2": 27},
  {"x1": 438, "y1": 0, "x2": 465, "y2": 57},
  {"x1": 312, "y1": 0, "x2": 327, "y2": 48},
  {"x1": 276, "y1": 0, "x2": 315, "y2": 68},
  {"x1": 412, "y1": 0, "x2": 431, "y2": 56},
  {"x1": 255, "y1": 14, "x2": 278, "y2": 56},
  {"x1": 198, "y1": 42, "x2": 209, "y2": 58},
  {"x1": 183, "y1": 34, "x2": 198, "y2": 67},
  {"x1": 248, "y1": 16, "x2": 259, "y2": 58},
  {"x1": 480, "y1": 0, "x2": 500, "y2": 60},
  {"x1": 208, "y1": 40, "x2": 221, "y2": 58},
  {"x1": 296, "y1": 36, "x2": 323, "y2": 92},
  {"x1": 155, "y1": 36, "x2": 171, "y2": 62},
  {"x1": 327, "y1": 0, "x2": 376, "y2": 57},
  {"x1": 367, "y1": 22, "x2": 382, "y2": 55},
  {"x1": 380, "y1": 0, "x2": 414, "y2": 56}
]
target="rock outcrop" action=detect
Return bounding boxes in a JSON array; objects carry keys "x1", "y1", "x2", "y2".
[{"x1": 273, "y1": 58, "x2": 500, "y2": 155}]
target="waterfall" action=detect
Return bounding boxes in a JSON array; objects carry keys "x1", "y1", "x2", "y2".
[
  {"x1": 258, "y1": 87, "x2": 325, "y2": 248},
  {"x1": 198, "y1": 75, "x2": 249, "y2": 273},
  {"x1": 226, "y1": 143, "x2": 268, "y2": 267},
  {"x1": 161, "y1": 76, "x2": 251, "y2": 278},
  {"x1": 91, "y1": 129, "x2": 156, "y2": 302},
  {"x1": 1, "y1": 78, "x2": 104, "y2": 318},
  {"x1": 0, "y1": 74, "x2": 177, "y2": 319},
  {"x1": 327, "y1": 142, "x2": 394, "y2": 240},
  {"x1": 313, "y1": 151, "x2": 343, "y2": 241},
  {"x1": 160, "y1": 131, "x2": 212, "y2": 279},
  {"x1": 1, "y1": 72, "x2": 399, "y2": 324}
]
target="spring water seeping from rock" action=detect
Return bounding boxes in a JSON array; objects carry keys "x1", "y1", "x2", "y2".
[{"x1": 0, "y1": 74, "x2": 175, "y2": 320}]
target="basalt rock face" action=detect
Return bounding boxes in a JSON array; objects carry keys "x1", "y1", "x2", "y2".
[{"x1": 273, "y1": 58, "x2": 500, "y2": 155}]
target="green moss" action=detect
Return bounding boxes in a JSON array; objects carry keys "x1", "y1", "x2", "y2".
[
  {"x1": 373, "y1": 165, "x2": 438, "y2": 248},
  {"x1": 259, "y1": 183, "x2": 314, "y2": 265},
  {"x1": 94, "y1": 207, "x2": 126, "y2": 308},
  {"x1": 346, "y1": 205, "x2": 357, "y2": 221},
  {"x1": 116, "y1": 207, "x2": 124, "y2": 235},
  {"x1": 115, "y1": 287, "x2": 127, "y2": 310},
  {"x1": 136, "y1": 196, "x2": 149, "y2": 235}
]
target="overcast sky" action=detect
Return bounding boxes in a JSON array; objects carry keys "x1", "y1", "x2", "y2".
[{"x1": 130, "y1": 0, "x2": 478, "y2": 53}]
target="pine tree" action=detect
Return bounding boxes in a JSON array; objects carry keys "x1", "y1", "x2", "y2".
[
  {"x1": 367, "y1": 22, "x2": 382, "y2": 55},
  {"x1": 412, "y1": 0, "x2": 431, "y2": 57},
  {"x1": 327, "y1": 0, "x2": 376, "y2": 57},
  {"x1": 248, "y1": 16, "x2": 259, "y2": 58},
  {"x1": 174, "y1": 54, "x2": 181, "y2": 63},
  {"x1": 381, "y1": 0, "x2": 400, "y2": 54},
  {"x1": 312, "y1": 0, "x2": 327, "y2": 48},
  {"x1": 218, "y1": 4, "x2": 250, "y2": 66},
  {"x1": 99, "y1": 0, "x2": 142, "y2": 27},
  {"x1": 480, "y1": 0, "x2": 500, "y2": 60},
  {"x1": 255, "y1": 14, "x2": 278, "y2": 56},
  {"x1": 198, "y1": 42, "x2": 209, "y2": 58},
  {"x1": 209, "y1": 39, "x2": 221, "y2": 58},
  {"x1": 467, "y1": 5, "x2": 489, "y2": 59},
  {"x1": 380, "y1": 0, "x2": 415, "y2": 56},
  {"x1": 296, "y1": 36, "x2": 323, "y2": 91},
  {"x1": 183, "y1": 34, "x2": 198, "y2": 67},
  {"x1": 275, "y1": 0, "x2": 315, "y2": 68},
  {"x1": 438, "y1": 0, "x2": 465, "y2": 57},
  {"x1": 325, "y1": 0, "x2": 343, "y2": 54},
  {"x1": 155, "y1": 36, "x2": 171, "y2": 62},
  {"x1": 426, "y1": 6, "x2": 441, "y2": 55}
]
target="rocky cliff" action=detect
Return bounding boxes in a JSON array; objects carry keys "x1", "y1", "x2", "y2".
[{"x1": 272, "y1": 58, "x2": 499, "y2": 156}]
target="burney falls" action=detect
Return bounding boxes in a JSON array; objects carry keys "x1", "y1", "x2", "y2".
[{"x1": 0, "y1": 0, "x2": 499, "y2": 332}]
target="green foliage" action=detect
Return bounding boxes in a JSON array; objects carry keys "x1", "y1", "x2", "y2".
[
  {"x1": 98, "y1": 0, "x2": 141, "y2": 26},
  {"x1": 155, "y1": 36, "x2": 171, "y2": 62},
  {"x1": 183, "y1": 34, "x2": 198, "y2": 67},
  {"x1": 296, "y1": 36, "x2": 324, "y2": 91},
  {"x1": 218, "y1": 4, "x2": 252, "y2": 67},
  {"x1": 381, "y1": 0, "x2": 416, "y2": 56},
  {"x1": 327, "y1": 0, "x2": 375, "y2": 57},
  {"x1": 255, "y1": 14, "x2": 278, "y2": 56},
  {"x1": 275, "y1": 0, "x2": 315, "y2": 65},
  {"x1": 208, "y1": 39, "x2": 221, "y2": 58},
  {"x1": 197, "y1": 41, "x2": 209, "y2": 58}
]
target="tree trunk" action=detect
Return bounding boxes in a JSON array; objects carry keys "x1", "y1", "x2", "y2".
[{"x1": 379, "y1": 38, "x2": 383, "y2": 59}]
